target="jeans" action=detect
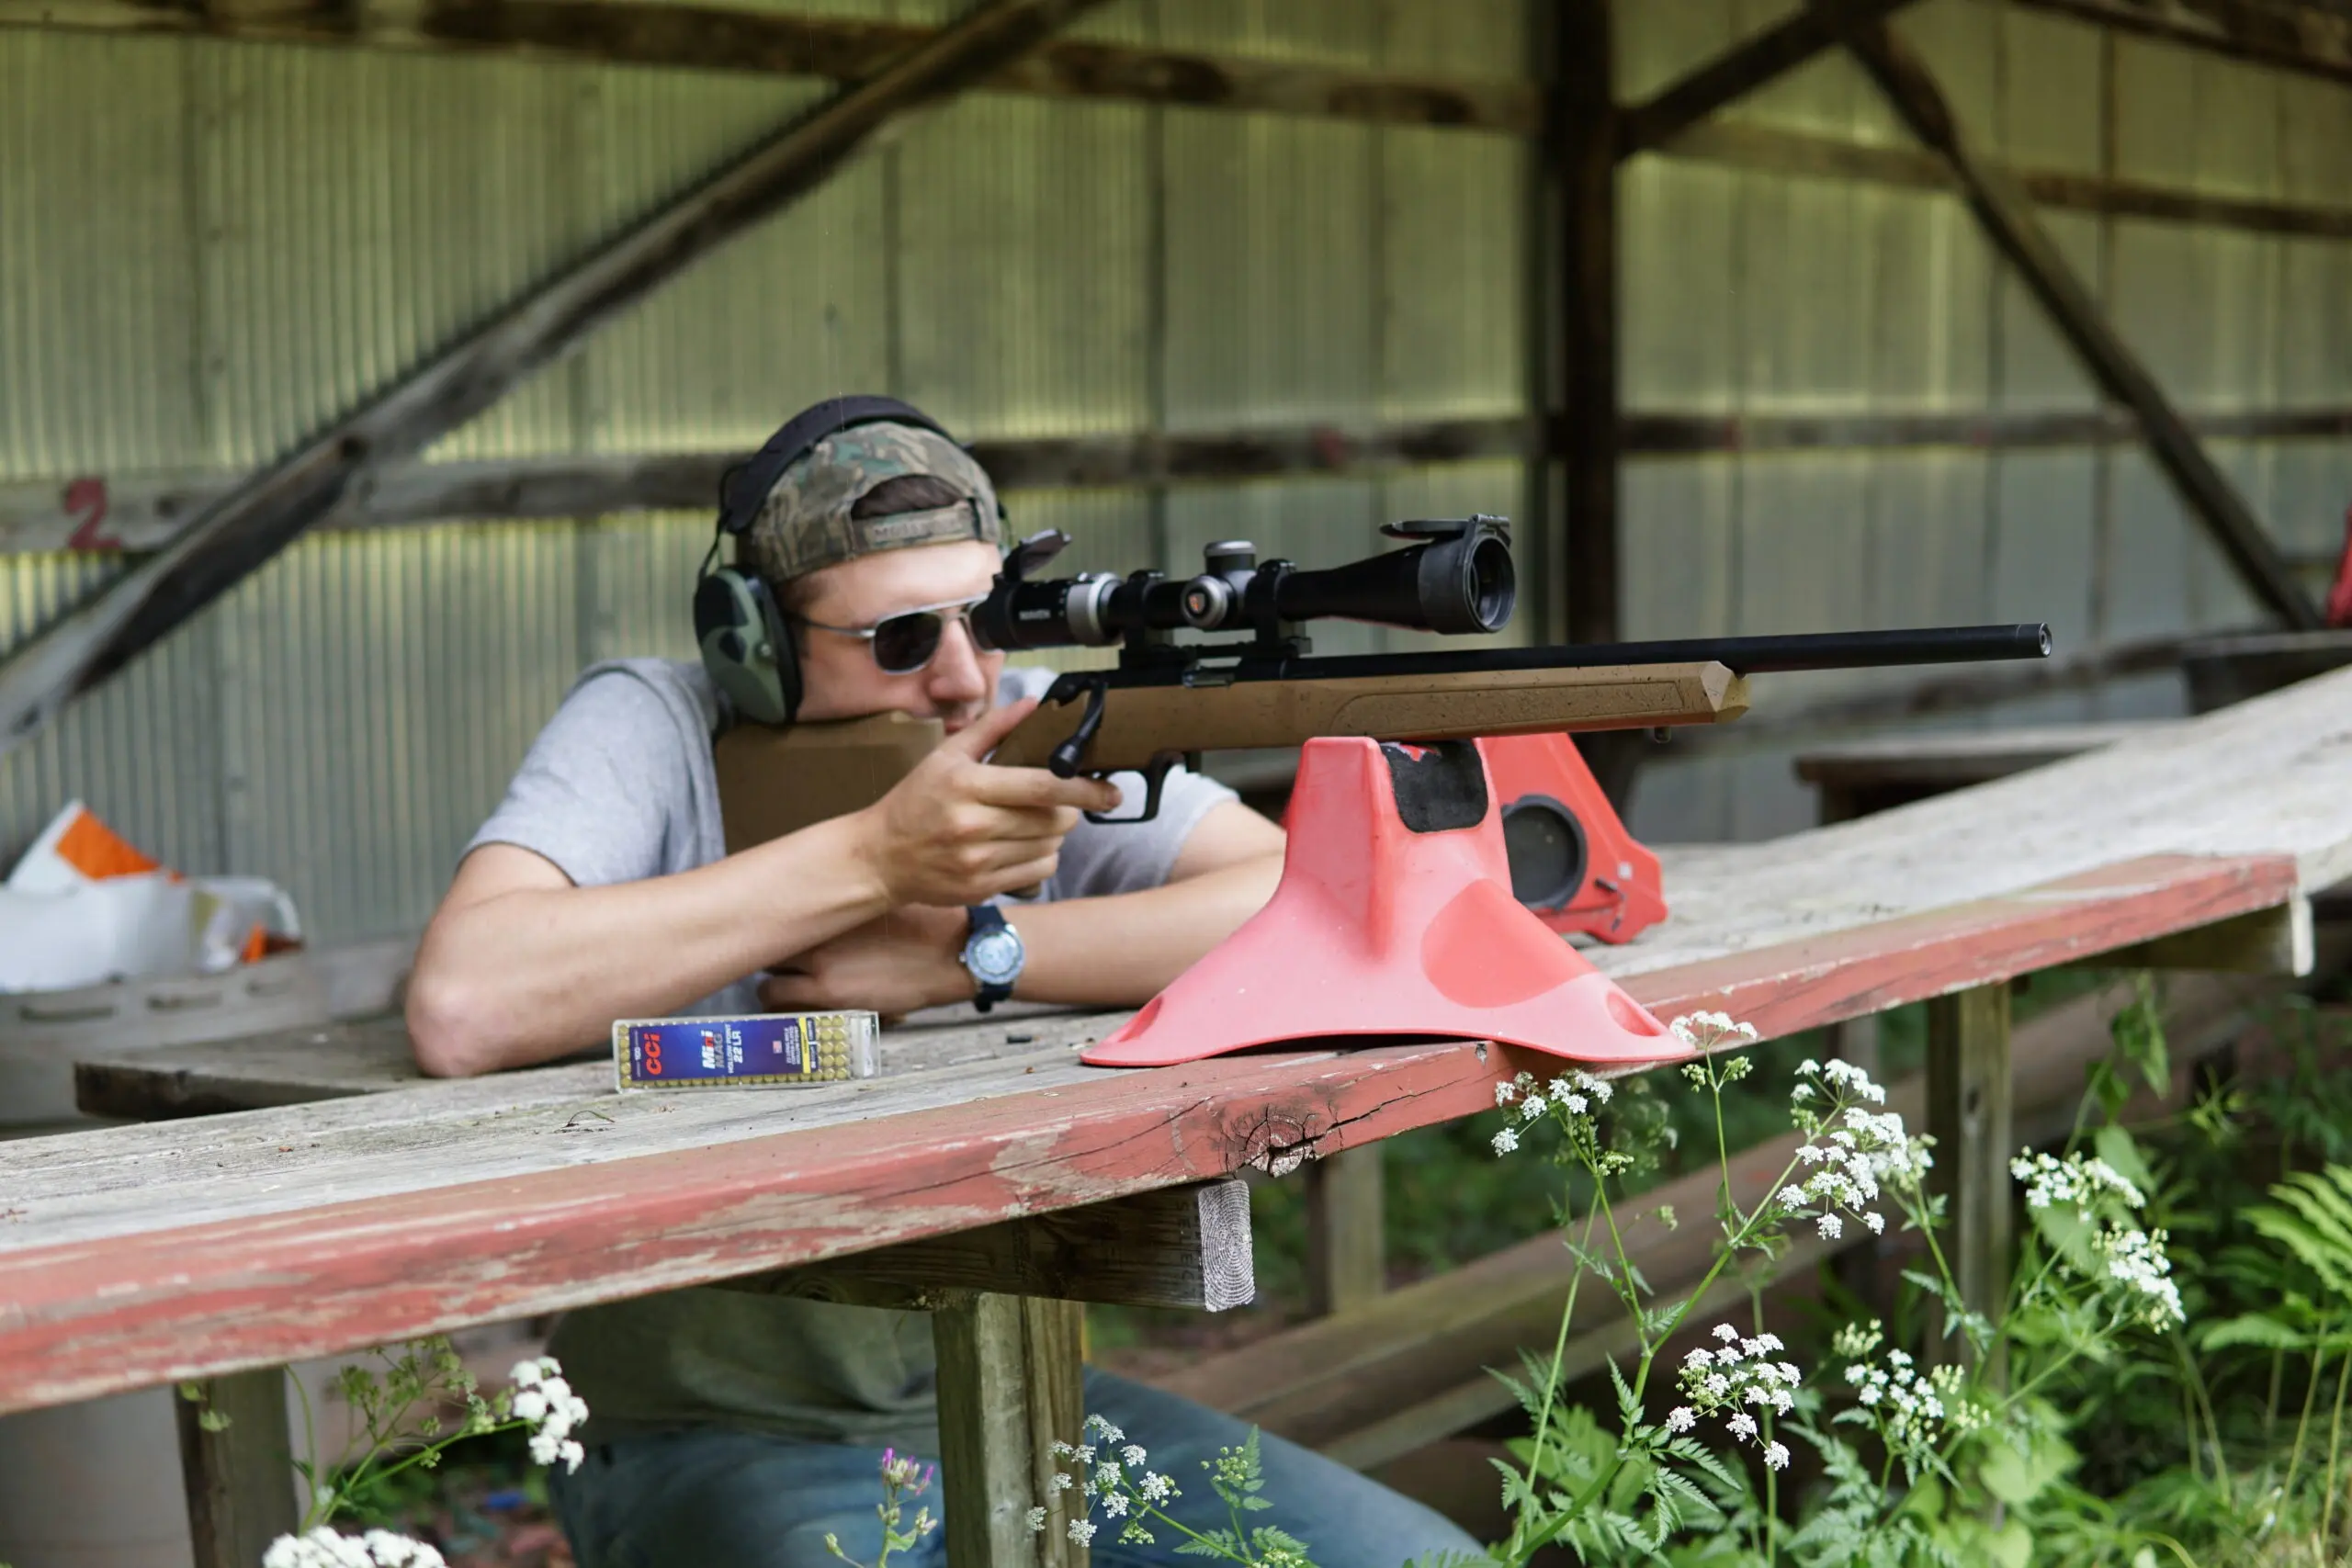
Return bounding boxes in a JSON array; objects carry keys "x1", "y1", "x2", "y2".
[{"x1": 549, "y1": 1369, "x2": 1482, "y2": 1568}]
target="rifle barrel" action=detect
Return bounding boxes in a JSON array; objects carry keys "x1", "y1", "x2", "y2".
[{"x1": 1227, "y1": 622, "x2": 2052, "y2": 683}]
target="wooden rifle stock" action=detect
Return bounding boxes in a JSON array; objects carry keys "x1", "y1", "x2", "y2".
[
  {"x1": 987, "y1": 660, "x2": 1748, "y2": 774},
  {"x1": 713, "y1": 661, "x2": 1747, "y2": 849}
]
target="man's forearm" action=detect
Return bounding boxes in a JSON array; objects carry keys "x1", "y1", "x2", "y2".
[
  {"x1": 1010, "y1": 852, "x2": 1285, "y2": 1009},
  {"x1": 407, "y1": 816, "x2": 891, "y2": 1076}
]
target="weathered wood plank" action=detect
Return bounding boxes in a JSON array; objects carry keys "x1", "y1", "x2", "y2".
[
  {"x1": 1637, "y1": 854, "x2": 2297, "y2": 1039},
  {"x1": 1845, "y1": 20, "x2": 2319, "y2": 630},
  {"x1": 0, "y1": 419, "x2": 1543, "y2": 557},
  {"x1": 176, "y1": 1367, "x2": 298, "y2": 1568},
  {"x1": 72, "y1": 1005, "x2": 1097, "y2": 1121},
  {"x1": 1625, "y1": 404, "x2": 2352, "y2": 457},
  {"x1": 8, "y1": 402, "x2": 2346, "y2": 558},
  {"x1": 0, "y1": 0, "x2": 1539, "y2": 136},
  {"x1": 2087, "y1": 897, "x2": 2315, "y2": 977},
  {"x1": 1926, "y1": 985, "x2": 2011, "y2": 1378},
  {"x1": 734, "y1": 1179, "x2": 1254, "y2": 1312},
  {"x1": 1616, "y1": 0, "x2": 1924, "y2": 156},
  {"x1": 0, "y1": 0, "x2": 1113, "y2": 757},
  {"x1": 1799, "y1": 721, "x2": 2167, "y2": 823},
  {"x1": 936, "y1": 1293, "x2": 1086, "y2": 1568},
  {"x1": 1304, "y1": 1147, "x2": 1385, "y2": 1318}
]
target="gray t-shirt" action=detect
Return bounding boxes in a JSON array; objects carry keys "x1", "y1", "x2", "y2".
[{"x1": 465, "y1": 658, "x2": 1237, "y2": 1450}]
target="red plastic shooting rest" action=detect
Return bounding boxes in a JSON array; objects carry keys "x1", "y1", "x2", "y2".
[
  {"x1": 1481, "y1": 732, "x2": 1668, "y2": 944},
  {"x1": 1081, "y1": 736, "x2": 1691, "y2": 1069}
]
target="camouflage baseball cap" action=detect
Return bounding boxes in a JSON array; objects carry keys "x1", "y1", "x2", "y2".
[{"x1": 738, "y1": 420, "x2": 1002, "y2": 584}]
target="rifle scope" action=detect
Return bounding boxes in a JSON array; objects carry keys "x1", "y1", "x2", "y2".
[{"x1": 973, "y1": 515, "x2": 1515, "y2": 652}]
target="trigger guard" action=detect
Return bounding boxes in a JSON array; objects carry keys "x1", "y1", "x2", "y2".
[{"x1": 1082, "y1": 752, "x2": 1185, "y2": 825}]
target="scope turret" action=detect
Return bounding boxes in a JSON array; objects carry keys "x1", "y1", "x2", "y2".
[{"x1": 972, "y1": 515, "x2": 1516, "y2": 655}]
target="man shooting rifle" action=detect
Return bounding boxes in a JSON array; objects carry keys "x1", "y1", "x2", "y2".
[{"x1": 406, "y1": 396, "x2": 1487, "y2": 1567}]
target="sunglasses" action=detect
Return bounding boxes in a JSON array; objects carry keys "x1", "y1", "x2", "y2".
[{"x1": 796, "y1": 595, "x2": 990, "y2": 676}]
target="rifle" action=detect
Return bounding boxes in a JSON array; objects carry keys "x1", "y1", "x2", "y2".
[{"x1": 712, "y1": 518, "x2": 2051, "y2": 846}]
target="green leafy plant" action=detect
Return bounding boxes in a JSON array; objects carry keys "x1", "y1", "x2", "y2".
[
  {"x1": 825, "y1": 1449, "x2": 940, "y2": 1567},
  {"x1": 176, "y1": 1339, "x2": 589, "y2": 1567},
  {"x1": 1029, "y1": 1416, "x2": 1313, "y2": 1565}
]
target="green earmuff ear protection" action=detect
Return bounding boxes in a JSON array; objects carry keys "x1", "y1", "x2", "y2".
[
  {"x1": 695, "y1": 395, "x2": 959, "y2": 726},
  {"x1": 694, "y1": 567, "x2": 797, "y2": 727}
]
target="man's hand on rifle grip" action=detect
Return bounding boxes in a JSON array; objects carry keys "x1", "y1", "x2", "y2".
[{"x1": 848, "y1": 695, "x2": 1122, "y2": 908}]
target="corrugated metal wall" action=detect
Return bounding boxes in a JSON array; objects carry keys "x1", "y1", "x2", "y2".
[
  {"x1": 1616, "y1": 0, "x2": 2352, "y2": 843},
  {"x1": 0, "y1": 0, "x2": 2346, "y2": 939}
]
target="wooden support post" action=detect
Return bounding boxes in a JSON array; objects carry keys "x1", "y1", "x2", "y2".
[
  {"x1": 1554, "y1": 0, "x2": 1645, "y2": 807},
  {"x1": 1554, "y1": 0, "x2": 1619, "y2": 649},
  {"x1": 1304, "y1": 1147, "x2": 1385, "y2": 1317},
  {"x1": 1846, "y1": 21, "x2": 2320, "y2": 630},
  {"x1": 935, "y1": 1294, "x2": 1088, "y2": 1568},
  {"x1": 1926, "y1": 985, "x2": 2012, "y2": 1382},
  {"x1": 176, "y1": 1367, "x2": 299, "y2": 1568}
]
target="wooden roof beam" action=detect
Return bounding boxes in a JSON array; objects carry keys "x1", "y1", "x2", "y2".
[
  {"x1": 2009, "y1": 0, "x2": 2352, "y2": 90},
  {"x1": 0, "y1": 0, "x2": 1114, "y2": 758},
  {"x1": 1847, "y1": 19, "x2": 2322, "y2": 630},
  {"x1": 1615, "y1": 0, "x2": 1926, "y2": 158},
  {"x1": 0, "y1": 0, "x2": 1541, "y2": 135}
]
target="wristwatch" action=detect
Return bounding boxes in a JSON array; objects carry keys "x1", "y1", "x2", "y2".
[{"x1": 960, "y1": 904, "x2": 1026, "y2": 1014}]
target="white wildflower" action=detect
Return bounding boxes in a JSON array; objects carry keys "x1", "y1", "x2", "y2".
[
  {"x1": 1666, "y1": 1406, "x2": 1696, "y2": 1433},
  {"x1": 1683, "y1": 1348, "x2": 1713, "y2": 1370},
  {"x1": 1519, "y1": 1096, "x2": 1545, "y2": 1122},
  {"x1": 1818, "y1": 1213, "x2": 1843, "y2": 1240},
  {"x1": 1763, "y1": 1441, "x2": 1791, "y2": 1472},
  {"x1": 1025, "y1": 1506, "x2": 1048, "y2": 1533},
  {"x1": 1138, "y1": 1472, "x2": 1176, "y2": 1503},
  {"x1": 2012, "y1": 1150, "x2": 2145, "y2": 1213},
  {"x1": 1491, "y1": 1126, "x2": 1520, "y2": 1156},
  {"x1": 1103, "y1": 1491, "x2": 1130, "y2": 1517},
  {"x1": 264, "y1": 1529, "x2": 447, "y2": 1568},
  {"x1": 1712, "y1": 1324, "x2": 1740, "y2": 1344},
  {"x1": 1053, "y1": 1472, "x2": 1076, "y2": 1493},
  {"x1": 1495, "y1": 1081, "x2": 1518, "y2": 1106},
  {"x1": 1864, "y1": 1211, "x2": 1886, "y2": 1235},
  {"x1": 1122, "y1": 1444, "x2": 1147, "y2": 1468},
  {"x1": 1564, "y1": 1093, "x2": 1589, "y2": 1115},
  {"x1": 2098, "y1": 1226, "x2": 2185, "y2": 1328},
  {"x1": 1726, "y1": 1412, "x2": 1758, "y2": 1441},
  {"x1": 1068, "y1": 1518, "x2": 1097, "y2": 1545}
]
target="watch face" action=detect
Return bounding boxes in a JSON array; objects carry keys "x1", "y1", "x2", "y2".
[{"x1": 967, "y1": 928, "x2": 1023, "y2": 986}]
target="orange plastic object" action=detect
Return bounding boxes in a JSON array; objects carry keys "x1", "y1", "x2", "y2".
[
  {"x1": 1082, "y1": 737, "x2": 1690, "y2": 1069},
  {"x1": 51, "y1": 805, "x2": 164, "y2": 882},
  {"x1": 1479, "y1": 733, "x2": 1668, "y2": 944}
]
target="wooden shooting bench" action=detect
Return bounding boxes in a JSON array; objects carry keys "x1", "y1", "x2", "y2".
[{"x1": 5, "y1": 668, "x2": 2352, "y2": 1568}]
